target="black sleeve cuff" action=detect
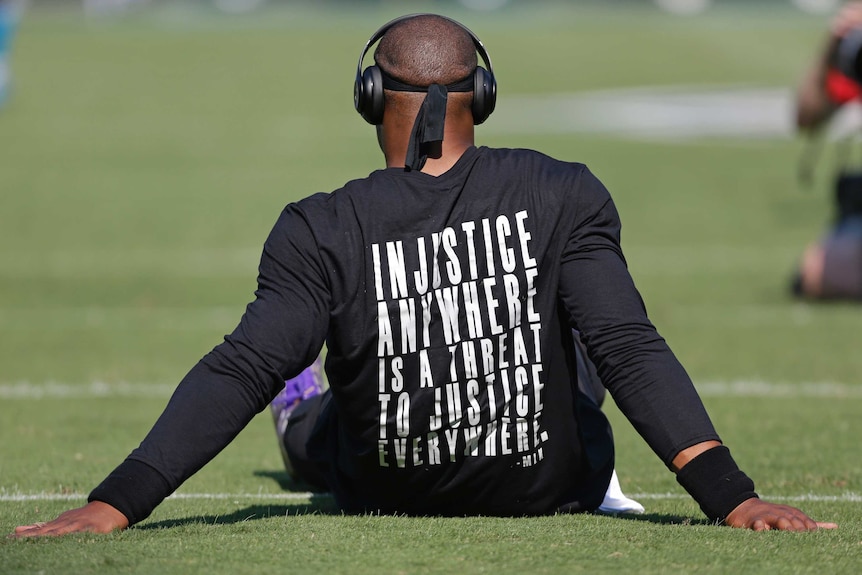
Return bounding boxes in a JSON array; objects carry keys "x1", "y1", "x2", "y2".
[
  {"x1": 675, "y1": 445, "x2": 759, "y2": 523},
  {"x1": 88, "y1": 458, "x2": 173, "y2": 526}
]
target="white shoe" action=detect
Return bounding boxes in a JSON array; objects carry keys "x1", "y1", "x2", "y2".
[{"x1": 597, "y1": 469, "x2": 645, "y2": 515}]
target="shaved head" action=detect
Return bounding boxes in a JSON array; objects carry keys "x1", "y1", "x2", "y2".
[
  {"x1": 374, "y1": 14, "x2": 478, "y2": 87},
  {"x1": 369, "y1": 15, "x2": 482, "y2": 172}
]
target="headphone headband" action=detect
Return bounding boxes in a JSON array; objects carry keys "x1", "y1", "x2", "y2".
[
  {"x1": 354, "y1": 13, "x2": 495, "y2": 90},
  {"x1": 353, "y1": 13, "x2": 497, "y2": 125}
]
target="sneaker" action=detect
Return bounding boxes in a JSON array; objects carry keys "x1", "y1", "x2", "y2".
[
  {"x1": 270, "y1": 357, "x2": 325, "y2": 477},
  {"x1": 597, "y1": 469, "x2": 645, "y2": 515}
]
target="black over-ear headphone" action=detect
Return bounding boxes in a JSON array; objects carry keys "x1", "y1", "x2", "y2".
[{"x1": 353, "y1": 13, "x2": 497, "y2": 126}]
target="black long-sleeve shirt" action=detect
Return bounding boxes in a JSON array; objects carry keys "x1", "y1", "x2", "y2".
[{"x1": 90, "y1": 146, "x2": 719, "y2": 524}]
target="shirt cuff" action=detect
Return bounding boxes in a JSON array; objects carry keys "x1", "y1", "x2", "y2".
[{"x1": 88, "y1": 458, "x2": 173, "y2": 526}]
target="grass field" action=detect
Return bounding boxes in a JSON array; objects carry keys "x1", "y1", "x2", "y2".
[{"x1": 2, "y1": 1, "x2": 861, "y2": 573}]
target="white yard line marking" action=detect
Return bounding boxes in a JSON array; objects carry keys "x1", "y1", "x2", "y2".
[
  {"x1": 0, "y1": 491, "x2": 321, "y2": 503},
  {"x1": 0, "y1": 248, "x2": 260, "y2": 279},
  {"x1": 632, "y1": 492, "x2": 862, "y2": 503},
  {"x1": 488, "y1": 85, "x2": 862, "y2": 142},
  {"x1": 1, "y1": 491, "x2": 859, "y2": 504},
  {"x1": 696, "y1": 380, "x2": 862, "y2": 398},
  {"x1": 487, "y1": 85, "x2": 797, "y2": 141},
  {"x1": 0, "y1": 381, "x2": 177, "y2": 399},
  {"x1": 0, "y1": 307, "x2": 242, "y2": 331},
  {"x1": 2, "y1": 380, "x2": 860, "y2": 400}
]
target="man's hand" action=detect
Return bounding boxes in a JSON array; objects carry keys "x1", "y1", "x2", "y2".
[
  {"x1": 724, "y1": 498, "x2": 838, "y2": 532},
  {"x1": 9, "y1": 501, "x2": 129, "y2": 538}
]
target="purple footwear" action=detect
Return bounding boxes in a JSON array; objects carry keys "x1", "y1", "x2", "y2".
[{"x1": 270, "y1": 357, "x2": 324, "y2": 477}]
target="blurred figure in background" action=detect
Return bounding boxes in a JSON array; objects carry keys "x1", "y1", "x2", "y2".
[
  {"x1": 0, "y1": 0, "x2": 19, "y2": 107},
  {"x1": 794, "y1": 1, "x2": 862, "y2": 299}
]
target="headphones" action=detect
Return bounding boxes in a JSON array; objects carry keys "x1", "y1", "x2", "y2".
[{"x1": 353, "y1": 14, "x2": 497, "y2": 126}]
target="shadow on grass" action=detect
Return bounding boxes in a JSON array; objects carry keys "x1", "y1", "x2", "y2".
[
  {"x1": 139, "y1": 508, "x2": 709, "y2": 531},
  {"x1": 137, "y1": 497, "x2": 341, "y2": 530},
  {"x1": 593, "y1": 511, "x2": 712, "y2": 527},
  {"x1": 136, "y1": 468, "x2": 340, "y2": 530},
  {"x1": 249, "y1": 471, "x2": 710, "y2": 527},
  {"x1": 252, "y1": 469, "x2": 326, "y2": 493},
  {"x1": 137, "y1": 467, "x2": 710, "y2": 530}
]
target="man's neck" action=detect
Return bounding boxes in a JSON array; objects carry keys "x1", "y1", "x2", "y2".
[
  {"x1": 379, "y1": 99, "x2": 476, "y2": 175},
  {"x1": 406, "y1": 143, "x2": 473, "y2": 176},
  {"x1": 383, "y1": 127, "x2": 475, "y2": 176}
]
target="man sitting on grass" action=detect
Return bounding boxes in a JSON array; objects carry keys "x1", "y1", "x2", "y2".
[{"x1": 13, "y1": 13, "x2": 836, "y2": 538}]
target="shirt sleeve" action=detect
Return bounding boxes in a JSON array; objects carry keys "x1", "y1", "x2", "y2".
[
  {"x1": 556, "y1": 167, "x2": 720, "y2": 466},
  {"x1": 89, "y1": 206, "x2": 331, "y2": 525}
]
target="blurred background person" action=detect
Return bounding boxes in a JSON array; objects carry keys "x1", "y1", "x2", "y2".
[
  {"x1": 794, "y1": 1, "x2": 862, "y2": 299},
  {"x1": 0, "y1": 0, "x2": 21, "y2": 108}
]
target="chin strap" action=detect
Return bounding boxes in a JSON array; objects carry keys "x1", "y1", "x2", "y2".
[{"x1": 404, "y1": 83, "x2": 448, "y2": 171}]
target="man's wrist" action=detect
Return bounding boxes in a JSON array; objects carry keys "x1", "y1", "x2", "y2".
[
  {"x1": 88, "y1": 458, "x2": 172, "y2": 526},
  {"x1": 675, "y1": 445, "x2": 758, "y2": 523}
]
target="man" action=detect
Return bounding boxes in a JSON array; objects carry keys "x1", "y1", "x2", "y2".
[
  {"x1": 794, "y1": 1, "x2": 862, "y2": 299},
  {"x1": 13, "y1": 14, "x2": 835, "y2": 537}
]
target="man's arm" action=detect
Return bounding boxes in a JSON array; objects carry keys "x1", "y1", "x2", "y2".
[
  {"x1": 559, "y1": 167, "x2": 837, "y2": 531},
  {"x1": 10, "y1": 207, "x2": 331, "y2": 538}
]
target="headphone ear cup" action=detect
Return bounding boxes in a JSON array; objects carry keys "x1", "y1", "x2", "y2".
[
  {"x1": 356, "y1": 65, "x2": 385, "y2": 125},
  {"x1": 472, "y1": 66, "x2": 497, "y2": 125}
]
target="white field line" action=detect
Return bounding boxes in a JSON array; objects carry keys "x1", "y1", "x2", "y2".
[
  {"x1": 0, "y1": 491, "x2": 322, "y2": 503},
  {"x1": 2, "y1": 303, "x2": 856, "y2": 332},
  {"x1": 0, "y1": 381, "x2": 177, "y2": 399},
  {"x1": 487, "y1": 85, "x2": 797, "y2": 141},
  {"x1": 0, "y1": 307, "x2": 243, "y2": 331},
  {"x1": 2, "y1": 380, "x2": 860, "y2": 400},
  {"x1": 695, "y1": 380, "x2": 862, "y2": 398},
  {"x1": 2, "y1": 303, "x2": 855, "y2": 332},
  {"x1": 632, "y1": 492, "x2": 862, "y2": 503},
  {"x1": 1, "y1": 490, "x2": 859, "y2": 504},
  {"x1": 488, "y1": 85, "x2": 862, "y2": 142},
  {"x1": 0, "y1": 248, "x2": 261, "y2": 280}
]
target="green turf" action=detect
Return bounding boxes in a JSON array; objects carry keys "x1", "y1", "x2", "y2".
[{"x1": 1, "y1": 2, "x2": 860, "y2": 574}]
